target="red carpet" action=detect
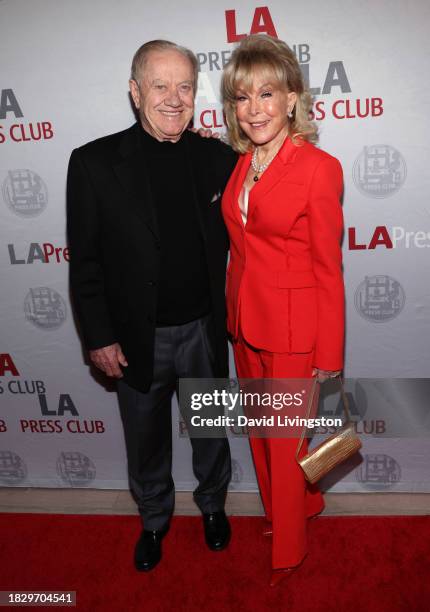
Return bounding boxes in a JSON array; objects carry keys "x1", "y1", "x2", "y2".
[{"x1": 0, "y1": 514, "x2": 429, "y2": 612}]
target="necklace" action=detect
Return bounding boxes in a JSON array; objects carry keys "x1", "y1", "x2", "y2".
[{"x1": 251, "y1": 147, "x2": 276, "y2": 182}]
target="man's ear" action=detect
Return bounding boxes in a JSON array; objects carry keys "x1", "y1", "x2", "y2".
[{"x1": 129, "y1": 79, "x2": 141, "y2": 110}]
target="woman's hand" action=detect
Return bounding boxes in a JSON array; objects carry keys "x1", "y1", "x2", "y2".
[{"x1": 312, "y1": 368, "x2": 341, "y2": 383}]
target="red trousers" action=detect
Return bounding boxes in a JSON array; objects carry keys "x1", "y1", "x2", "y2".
[{"x1": 233, "y1": 336, "x2": 325, "y2": 569}]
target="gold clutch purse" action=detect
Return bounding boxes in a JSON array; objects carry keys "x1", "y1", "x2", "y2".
[{"x1": 295, "y1": 377, "x2": 362, "y2": 484}]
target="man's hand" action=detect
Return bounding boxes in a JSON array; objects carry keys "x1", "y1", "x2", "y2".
[
  {"x1": 312, "y1": 368, "x2": 341, "y2": 383},
  {"x1": 89, "y1": 343, "x2": 128, "y2": 378},
  {"x1": 189, "y1": 127, "x2": 220, "y2": 139}
]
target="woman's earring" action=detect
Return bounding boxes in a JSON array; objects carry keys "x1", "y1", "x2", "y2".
[{"x1": 287, "y1": 108, "x2": 293, "y2": 119}]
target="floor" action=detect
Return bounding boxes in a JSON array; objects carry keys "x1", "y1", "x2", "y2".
[{"x1": 1, "y1": 488, "x2": 429, "y2": 515}]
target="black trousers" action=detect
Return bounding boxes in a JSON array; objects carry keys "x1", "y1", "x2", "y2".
[{"x1": 117, "y1": 314, "x2": 231, "y2": 531}]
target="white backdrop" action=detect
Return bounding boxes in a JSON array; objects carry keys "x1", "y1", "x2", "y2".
[{"x1": 1, "y1": 0, "x2": 429, "y2": 493}]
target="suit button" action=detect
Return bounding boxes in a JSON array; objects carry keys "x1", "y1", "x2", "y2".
[
  {"x1": 155, "y1": 241, "x2": 161, "y2": 250},
  {"x1": 147, "y1": 314, "x2": 154, "y2": 323},
  {"x1": 147, "y1": 280, "x2": 156, "y2": 287}
]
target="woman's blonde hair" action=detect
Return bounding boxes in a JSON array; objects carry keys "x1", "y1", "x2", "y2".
[{"x1": 221, "y1": 34, "x2": 317, "y2": 153}]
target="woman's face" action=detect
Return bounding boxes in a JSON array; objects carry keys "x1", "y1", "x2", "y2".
[{"x1": 234, "y1": 72, "x2": 296, "y2": 149}]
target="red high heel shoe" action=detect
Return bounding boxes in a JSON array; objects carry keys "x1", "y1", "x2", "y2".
[
  {"x1": 262, "y1": 519, "x2": 273, "y2": 537},
  {"x1": 269, "y1": 567, "x2": 296, "y2": 587}
]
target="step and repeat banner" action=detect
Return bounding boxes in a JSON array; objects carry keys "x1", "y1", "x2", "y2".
[{"x1": 1, "y1": 0, "x2": 429, "y2": 493}]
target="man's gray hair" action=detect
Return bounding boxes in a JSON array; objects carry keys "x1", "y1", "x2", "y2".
[{"x1": 130, "y1": 40, "x2": 199, "y2": 90}]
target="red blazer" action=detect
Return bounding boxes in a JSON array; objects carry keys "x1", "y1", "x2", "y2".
[{"x1": 221, "y1": 137, "x2": 345, "y2": 371}]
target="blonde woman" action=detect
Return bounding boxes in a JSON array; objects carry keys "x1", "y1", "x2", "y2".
[{"x1": 221, "y1": 35, "x2": 345, "y2": 585}]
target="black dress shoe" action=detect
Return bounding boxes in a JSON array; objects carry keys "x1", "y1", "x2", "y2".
[
  {"x1": 202, "y1": 511, "x2": 231, "y2": 551},
  {"x1": 134, "y1": 527, "x2": 168, "y2": 572}
]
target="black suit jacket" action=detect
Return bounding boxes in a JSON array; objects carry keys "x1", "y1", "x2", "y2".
[{"x1": 66, "y1": 123, "x2": 238, "y2": 392}]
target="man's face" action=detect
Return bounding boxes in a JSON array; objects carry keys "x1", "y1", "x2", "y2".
[{"x1": 130, "y1": 50, "x2": 195, "y2": 142}]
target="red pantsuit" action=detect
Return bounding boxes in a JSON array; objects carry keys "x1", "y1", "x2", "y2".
[
  {"x1": 233, "y1": 335, "x2": 324, "y2": 568},
  {"x1": 221, "y1": 136, "x2": 345, "y2": 569}
]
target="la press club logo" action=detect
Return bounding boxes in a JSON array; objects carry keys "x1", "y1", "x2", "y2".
[
  {"x1": 0, "y1": 450, "x2": 28, "y2": 485},
  {"x1": 0, "y1": 353, "x2": 106, "y2": 435},
  {"x1": 196, "y1": 7, "x2": 383, "y2": 130},
  {"x1": 318, "y1": 379, "x2": 388, "y2": 437},
  {"x1": 348, "y1": 146, "x2": 429, "y2": 252},
  {"x1": 0, "y1": 89, "x2": 54, "y2": 143},
  {"x1": 0, "y1": 449, "x2": 97, "y2": 487},
  {"x1": 24, "y1": 287, "x2": 67, "y2": 330},
  {"x1": 57, "y1": 451, "x2": 96, "y2": 487},
  {"x1": 355, "y1": 275, "x2": 405, "y2": 323},
  {"x1": 3, "y1": 169, "x2": 48, "y2": 217},
  {"x1": 2, "y1": 169, "x2": 69, "y2": 262},
  {"x1": 356, "y1": 453, "x2": 401, "y2": 490},
  {"x1": 7, "y1": 241, "x2": 70, "y2": 265},
  {"x1": 353, "y1": 145, "x2": 407, "y2": 198}
]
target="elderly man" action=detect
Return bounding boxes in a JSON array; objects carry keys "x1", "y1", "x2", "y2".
[{"x1": 67, "y1": 40, "x2": 237, "y2": 571}]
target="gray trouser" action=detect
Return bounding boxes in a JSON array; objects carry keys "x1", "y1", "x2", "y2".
[{"x1": 117, "y1": 314, "x2": 231, "y2": 531}]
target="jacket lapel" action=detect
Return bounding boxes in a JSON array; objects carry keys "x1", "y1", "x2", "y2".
[
  {"x1": 113, "y1": 123, "x2": 159, "y2": 240},
  {"x1": 246, "y1": 136, "x2": 299, "y2": 224}
]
